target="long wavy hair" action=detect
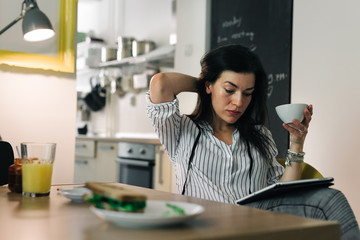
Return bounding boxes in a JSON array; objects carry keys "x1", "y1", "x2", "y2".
[{"x1": 190, "y1": 44, "x2": 273, "y2": 160}]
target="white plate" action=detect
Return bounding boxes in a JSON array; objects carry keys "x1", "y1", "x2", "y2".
[
  {"x1": 59, "y1": 187, "x2": 92, "y2": 203},
  {"x1": 90, "y1": 200, "x2": 204, "y2": 228}
]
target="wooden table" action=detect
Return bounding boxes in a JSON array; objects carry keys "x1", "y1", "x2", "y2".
[{"x1": 0, "y1": 184, "x2": 340, "y2": 240}]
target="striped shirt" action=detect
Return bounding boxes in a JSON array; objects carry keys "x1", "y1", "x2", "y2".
[{"x1": 146, "y1": 92, "x2": 284, "y2": 204}]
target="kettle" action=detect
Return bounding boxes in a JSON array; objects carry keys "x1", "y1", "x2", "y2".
[{"x1": 84, "y1": 75, "x2": 106, "y2": 111}]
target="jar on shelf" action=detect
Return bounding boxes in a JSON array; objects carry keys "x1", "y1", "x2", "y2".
[{"x1": 8, "y1": 158, "x2": 22, "y2": 193}]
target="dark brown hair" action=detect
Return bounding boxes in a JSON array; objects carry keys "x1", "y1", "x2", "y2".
[{"x1": 190, "y1": 44, "x2": 273, "y2": 160}]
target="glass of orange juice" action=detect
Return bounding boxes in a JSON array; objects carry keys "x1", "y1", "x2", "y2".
[{"x1": 21, "y1": 143, "x2": 56, "y2": 197}]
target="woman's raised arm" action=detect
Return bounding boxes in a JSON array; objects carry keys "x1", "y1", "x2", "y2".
[{"x1": 149, "y1": 72, "x2": 198, "y2": 104}]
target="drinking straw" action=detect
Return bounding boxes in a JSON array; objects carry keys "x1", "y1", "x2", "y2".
[{"x1": 16, "y1": 146, "x2": 21, "y2": 158}]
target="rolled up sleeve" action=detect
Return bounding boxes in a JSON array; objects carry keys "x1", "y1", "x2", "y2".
[{"x1": 146, "y1": 91, "x2": 182, "y2": 158}]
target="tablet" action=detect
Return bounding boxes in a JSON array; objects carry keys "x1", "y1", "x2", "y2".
[{"x1": 236, "y1": 177, "x2": 334, "y2": 205}]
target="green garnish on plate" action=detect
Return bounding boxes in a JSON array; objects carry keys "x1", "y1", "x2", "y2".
[{"x1": 163, "y1": 203, "x2": 186, "y2": 216}]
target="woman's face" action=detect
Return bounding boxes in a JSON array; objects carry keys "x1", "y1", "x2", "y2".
[{"x1": 205, "y1": 70, "x2": 255, "y2": 126}]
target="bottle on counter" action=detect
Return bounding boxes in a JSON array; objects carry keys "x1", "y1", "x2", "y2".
[{"x1": 8, "y1": 158, "x2": 22, "y2": 193}]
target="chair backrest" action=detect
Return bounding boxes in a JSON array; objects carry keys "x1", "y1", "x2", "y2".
[
  {"x1": 277, "y1": 158, "x2": 324, "y2": 179},
  {"x1": 0, "y1": 141, "x2": 14, "y2": 185}
]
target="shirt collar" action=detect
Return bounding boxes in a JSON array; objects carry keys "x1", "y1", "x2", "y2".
[
  {"x1": 198, "y1": 121, "x2": 239, "y2": 137},
  {"x1": 198, "y1": 120, "x2": 214, "y2": 133}
]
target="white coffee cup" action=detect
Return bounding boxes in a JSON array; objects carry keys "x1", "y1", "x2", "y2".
[{"x1": 275, "y1": 103, "x2": 308, "y2": 124}]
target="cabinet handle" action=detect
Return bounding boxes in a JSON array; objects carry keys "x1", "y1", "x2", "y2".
[
  {"x1": 75, "y1": 143, "x2": 87, "y2": 149},
  {"x1": 75, "y1": 159, "x2": 88, "y2": 165},
  {"x1": 98, "y1": 145, "x2": 114, "y2": 150},
  {"x1": 158, "y1": 148, "x2": 164, "y2": 184},
  {"x1": 115, "y1": 158, "x2": 151, "y2": 167}
]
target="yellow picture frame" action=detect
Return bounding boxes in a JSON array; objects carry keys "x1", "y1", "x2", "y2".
[{"x1": 0, "y1": 0, "x2": 77, "y2": 73}]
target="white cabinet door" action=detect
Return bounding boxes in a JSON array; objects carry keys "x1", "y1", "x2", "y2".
[
  {"x1": 75, "y1": 139, "x2": 95, "y2": 157},
  {"x1": 74, "y1": 139, "x2": 96, "y2": 184},
  {"x1": 74, "y1": 157, "x2": 96, "y2": 183},
  {"x1": 95, "y1": 141, "x2": 118, "y2": 182},
  {"x1": 154, "y1": 145, "x2": 176, "y2": 193}
]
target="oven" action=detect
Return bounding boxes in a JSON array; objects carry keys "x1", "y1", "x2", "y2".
[{"x1": 115, "y1": 142, "x2": 155, "y2": 188}]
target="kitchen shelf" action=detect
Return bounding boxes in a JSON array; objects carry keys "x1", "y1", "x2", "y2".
[{"x1": 95, "y1": 45, "x2": 175, "y2": 69}]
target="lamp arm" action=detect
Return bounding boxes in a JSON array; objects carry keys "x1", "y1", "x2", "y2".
[
  {"x1": 0, "y1": 15, "x2": 23, "y2": 35},
  {"x1": 0, "y1": 1, "x2": 35, "y2": 36}
]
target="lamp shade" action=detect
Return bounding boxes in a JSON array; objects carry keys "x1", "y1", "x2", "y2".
[{"x1": 22, "y1": 5, "x2": 55, "y2": 41}]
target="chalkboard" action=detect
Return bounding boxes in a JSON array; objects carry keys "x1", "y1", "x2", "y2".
[{"x1": 210, "y1": 0, "x2": 293, "y2": 158}]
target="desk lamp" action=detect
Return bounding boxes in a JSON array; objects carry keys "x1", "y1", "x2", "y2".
[{"x1": 0, "y1": 0, "x2": 55, "y2": 42}]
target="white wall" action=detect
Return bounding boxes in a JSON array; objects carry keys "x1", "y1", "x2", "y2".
[
  {"x1": 175, "y1": 0, "x2": 208, "y2": 114},
  {"x1": 292, "y1": 0, "x2": 360, "y2": 219},
  {"x1": 122, "y1": 0, "x2": 175, "y2": 46},
  {"x1": 77, "y1": 0, "x2": 174, "y2": 47},
  {"x1": 0, "y1": 66, "x2": 77, "y2": 184}
]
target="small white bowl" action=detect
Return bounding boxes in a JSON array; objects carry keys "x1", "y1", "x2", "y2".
[
  {"x1": 275, "y1": 103, "x2": 308, "y2": 124},
  {"x1": 58, "y1": 187, "x2": 91, "y2": 203}
]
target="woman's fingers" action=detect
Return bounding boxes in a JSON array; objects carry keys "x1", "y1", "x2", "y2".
[
  {"x1": 281, "y1": 104, "x2": 313, "y2": 139},
  {"x1": 284, "y1": 121, "x2": 308, "y2": 135},
  {"x1": 304, "y1": 104, "x2": 313, "y2": 125}
]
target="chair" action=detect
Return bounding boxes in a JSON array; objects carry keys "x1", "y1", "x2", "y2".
[
  {"x1": 277, "y1": 158, "x2": 323, "y2": 179},
  {"x1": 0, "y1": 141, "x2": 14, "y2": 185}
]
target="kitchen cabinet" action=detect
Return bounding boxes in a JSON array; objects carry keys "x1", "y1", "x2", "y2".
[
  {"x1": 154, "y1": 145, "x2": 177, "y2": 193},
  {"x1": 75, "y1": 139, "x2": 95, "y2": 157},
  {"x1": 74, "y1": 137, "x2": 176, "y2": 192},
  {"x1": 74, "y1": 139, "x2": 117, "y2": 183},
  {"x1": 95, "y1": 141, "x2": 118, "y2": 182},
  {"x1": 74, "y1": 139, "x2": 96, "y2": 183}
]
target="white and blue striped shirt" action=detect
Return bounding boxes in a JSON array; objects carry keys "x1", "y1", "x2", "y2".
[{"x1": 146, "y1": 93, "x2": 284, "y2": 203}]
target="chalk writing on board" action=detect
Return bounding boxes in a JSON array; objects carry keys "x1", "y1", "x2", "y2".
[
  {"x1": 217, "y1": 16, "x2": 256, "y2": 50},
  {"x1": 222, "y1": 16, "x2": 242, "y2": 28},
  {"x1": 231, "y1": 31, "x2": 255, "y2": 41},
  {"x1": 217, "y1": 36, "x2": 228, "y2": 43},
  {"x1": 267, "y1": 73, "x2": 288, "y2": 98}
]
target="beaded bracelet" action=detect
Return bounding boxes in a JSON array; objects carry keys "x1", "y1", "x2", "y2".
[{"x1": 285, "y1": 149, "x2": 305, "y2": 166}]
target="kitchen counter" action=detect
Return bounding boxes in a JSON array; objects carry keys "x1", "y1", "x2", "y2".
[{"x1": 76, "y1": 132, "x2": 160, "y2": 145}]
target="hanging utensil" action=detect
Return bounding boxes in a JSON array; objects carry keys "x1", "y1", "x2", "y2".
[{"x1": 84, "y1": 76, "x2": 106, "y2": 112}]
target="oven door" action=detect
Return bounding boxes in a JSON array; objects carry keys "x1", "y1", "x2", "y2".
[{"x1": 115, "y1": 158, "x2": 154, "y2": 188}]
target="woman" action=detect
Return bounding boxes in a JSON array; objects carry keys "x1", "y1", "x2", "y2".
[{"x1": 146, "y1": 45, "x2": 359, "y2": 239}]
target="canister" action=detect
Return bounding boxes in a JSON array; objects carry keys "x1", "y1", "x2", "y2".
[
  {"x1": 132, "y1": 40, "x2": 156, "y2": 57},
  {"x1": 117, "y1": 36, "x2": 135, "y2": 60},
  {"x1": 101, "y1": 47, "x2": 117, "y2": 62}
]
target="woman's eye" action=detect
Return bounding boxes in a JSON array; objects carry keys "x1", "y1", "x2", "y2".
[{"x1": 225, "y1": 88, "x2": 234, "y2": 93}]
